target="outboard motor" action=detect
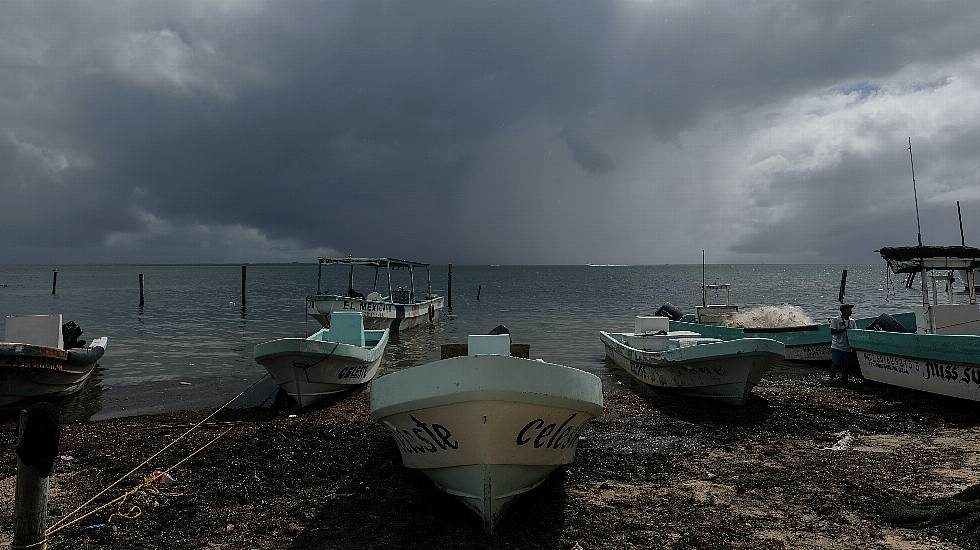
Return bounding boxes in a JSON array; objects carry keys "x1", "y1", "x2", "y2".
[
  {"x1": 866, "y1": 313, "x2": 911, "y2": 333},
  {"x1": 654, "y1": 303, "x2": 684, "y2": 321},
  {"x1": 62, "y1": 321, "x2": 85, "y2": 349}
]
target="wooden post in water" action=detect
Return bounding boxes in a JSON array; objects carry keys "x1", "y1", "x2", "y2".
[
  {"x1": 13, "y1": 404, "x2": 60, "y2": 550},
  {"x1": 138, "y1": 273, "x2": 145, "y2": 309},
  {"x1": 51, "y1": 270, "x2": 57, "y2": 295},
  {"x1": 447, "y1": 263, "x2": 453, "y2": 313},
  {"x1": 476, "y1": 284, "x2": 482, "y2": 301},
  {"x1": 838, "y1": 269, "x2": 848, "y2": 304},
  {"x1": 241, "y1": 265, "x2": 247, "y2": 312},
  {"x1": 958, "y1": 201, "x2": 965, "y2": 247}
]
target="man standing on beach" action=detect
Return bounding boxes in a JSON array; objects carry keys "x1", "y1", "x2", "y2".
[{"x1": 829, "y1": 304, "x2": 856, "y2": 384}]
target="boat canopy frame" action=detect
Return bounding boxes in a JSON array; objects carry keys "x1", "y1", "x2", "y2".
[
  {"x1": 315, "y1": 257, "x2": 433, "y2": 303},
  {"x1": 878, "y1": 246, "x2": 977, "y2": 308}
]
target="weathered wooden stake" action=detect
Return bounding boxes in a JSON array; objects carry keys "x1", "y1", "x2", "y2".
[
  {"x1": 138, "y1": 273, "x2": 145, "y2": 309},
  {"x1": 13, "y1": 406, "x2": 58, "y2": 549},
  {"x1": 476, "y1": 284, "x2": 482, "y2": 301},
  {"x1": 838, "y1": 269, "x2": 848, "y2": 304},
  {"x1": 241, "y1": 265, "x2": 247, "y2": 311},
  {"x1": 51, "y1": 270, "x2": 58, "y2": 295},
  {"x1": 447, "y1": 264, "x2": 453, "y2": 313}
]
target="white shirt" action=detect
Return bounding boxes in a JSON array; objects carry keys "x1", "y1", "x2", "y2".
[{"x1": 830, "y1": 316, "x2": 856, "y2": 351}]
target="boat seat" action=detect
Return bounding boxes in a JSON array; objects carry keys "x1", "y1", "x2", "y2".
[
  {"x1": 672, "y1": 337, "x2": 723, "y2": 349},
  {"x1": 467, "y1": 334, "x2": 511, "y2": 356},
  {"x1": 329, "y1": 312, "x2": 365, "y2": 347},
  {"x1": 5, "y1": 314, "x2": 64, "y2": 349}
]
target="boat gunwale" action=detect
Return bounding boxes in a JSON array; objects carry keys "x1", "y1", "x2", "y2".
[
  {"x1": 307, "y1": 293, "x2": 444, "y2": 306},
  {"x1": 370, "y1": 355, "x2": 603, "y2": 420},
  {"x1": 848, "y1": 328, "x2": 980, "y2": 365},
  {"x1": 254, "y1": 329, "x2": 390, "y2": 361},
  {"x1": 598, "y1": 331, "x2": 785, "y2": 364}
]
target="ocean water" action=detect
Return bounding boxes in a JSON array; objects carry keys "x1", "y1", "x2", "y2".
[{"x1": 0, "y1": 264, "x2": 928, "y2": 419}]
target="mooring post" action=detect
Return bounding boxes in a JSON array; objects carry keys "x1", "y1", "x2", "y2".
[
  {"x1": 241, "y1": 265, "x2": 247, "y2": 311},
  {"x1": 13, "y1": 403, "x2": 60, "y2": 550},
  {"x1": 476, "y1": 284, "x2": 482, "y2": 301},
  {"x1": 838, "y1": 269, "x2": 848, "y2": 304},
  {"x1": 51, "y1": 270, "x2": 57, "y2": 295},
  {"x1": 138, "y1": 273, "x2": 145, "y2": 309},
  {"x1": 447, "y1": 263, "x2": 453, "y2": 313}
]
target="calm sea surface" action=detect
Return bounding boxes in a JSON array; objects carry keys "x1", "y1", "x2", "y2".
[{"x1": 0, "y1": 264, "x2": 928, "y2": 419}]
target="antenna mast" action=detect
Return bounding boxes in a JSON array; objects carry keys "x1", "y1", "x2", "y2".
[
  {"x1": 908, "y1": 137, "x2": 923, "y2": 247},
  {"x1": 701, "y1": 250, "x2": 706, "y2": 308}
]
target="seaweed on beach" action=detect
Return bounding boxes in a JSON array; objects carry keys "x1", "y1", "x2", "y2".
[
  {"x1": 885, "y1": 483, "x2": 980, "y2": 549},
  {"x1": 3, "y1": 363, "x2": 980, "y2": 549}
]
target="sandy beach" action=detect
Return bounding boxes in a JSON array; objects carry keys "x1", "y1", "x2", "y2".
[{"x1": 2, "y1": 363, "x2": 978, "y2": 549}]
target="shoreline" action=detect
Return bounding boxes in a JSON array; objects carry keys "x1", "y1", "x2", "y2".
[{"x1": 2, "y1": 364, "x2": 978, "y2": 549}]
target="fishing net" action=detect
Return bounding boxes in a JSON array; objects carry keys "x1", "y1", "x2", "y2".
[
  {"x1": 883, "y1": 483, "x2": 980, "y2": 549},
  {"x1": 727, "y1": 305, "x2": 816, "y2": 329}
]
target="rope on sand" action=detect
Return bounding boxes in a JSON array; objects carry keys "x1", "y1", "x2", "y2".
[{"x1": 45, "y1": 373, "x2": 269, "y2": 536}]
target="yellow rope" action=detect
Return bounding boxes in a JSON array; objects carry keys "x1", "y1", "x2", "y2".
[
  {"x1": 45, "y1": 372, "x2": 261, "y2": 536},
  {"x1": 45, "y1": 426, "x2": 232, "y2": 536},
  {"x1": 10, "y1": 538, "x2": 48, "y2": 549}
]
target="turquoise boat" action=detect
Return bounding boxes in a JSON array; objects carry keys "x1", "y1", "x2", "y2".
[
  {"x1": 668, "y1": 312, "x2": 917, "y2": 362},
  {"x1": 850, "y1": 245, "x2": 980, "y2": 401}
]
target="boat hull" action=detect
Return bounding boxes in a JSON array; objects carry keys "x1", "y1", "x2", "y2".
[
  {"x1": 600, "y1": 332, "x2": 783, "y2": 405},
  {"x1": 306, "y1": 294, "x2": 444, "y2": 331},
  {"x1": 370, "y1": 354, "x2": 603, "y2": 532},
  {"x1": 255, "y1": 331, "x2": 389, "y2": 407},
  {"x1": 668, "y1": 312, "x2": 916, "y2": 363},
  {"x1": 0, "y1": 338, "x2": 108, "y2": 407},
  {"x1": 850, "y1": 329, "x2": 980, "y2": 401}
]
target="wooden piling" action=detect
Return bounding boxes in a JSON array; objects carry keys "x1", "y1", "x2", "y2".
[
  {"x1": 13, "y1": 405, "x2": 59, "y2": 549},
  {"x1": 51, "y1": 270, "x2": 57, "y2": 295},
  {"x1": 838, "y1": 269, "x2": 848, "y2": 304},
  {"x1": 139, "y1": 273, "x2": 145, "y2": 309},
  {"x1": 241, "y1": 265, "x2": 247, "y2": 311},
  {"x1": 447, "y1": 264, "x2": 453, "y2": 312},
  {"x1": 476, "y1": 284, "x2": 482, "y2": 301}
]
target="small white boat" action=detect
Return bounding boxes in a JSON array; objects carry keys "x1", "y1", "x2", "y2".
[
  {"x1": 254, "y1": 312, "x2": 389, "y2": 407},
  {"x1": 0, "y1": 314, "x2": 108, "y2": 407},
  {"x1": 600, "y1": 316, "x2": 784, "y2": 405},
  {"x1": 370, "y1": 333, "x2": 603, "y2": 533}
]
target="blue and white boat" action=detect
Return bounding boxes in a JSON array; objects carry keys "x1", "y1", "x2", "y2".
[
  {"x1": 600, "y1": 316, "x2": 784, "y2": 405},
  {"x1": 255, "y1": 312, "x2": 389, "y2": 407}
]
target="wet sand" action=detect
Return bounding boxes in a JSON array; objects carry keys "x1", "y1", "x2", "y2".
[{"x1": 2, "y1": 363, "x2": 979, "y2": 549}]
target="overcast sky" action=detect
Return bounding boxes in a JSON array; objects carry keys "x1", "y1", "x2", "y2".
[{"x1": 2, "y1": 1, "x2": 979, "y2": 264}]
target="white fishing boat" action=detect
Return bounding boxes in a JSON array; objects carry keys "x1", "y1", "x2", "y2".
[
  {"x1": 306, "y1": 257, "x2": 444, "y2": 331},
  {"x1": 850, "y1": 245, "x2": 980, "y2": 400},
  {"x1": 0, "y1": 314, "x2": 108, "y2": 407},
  {"x1": 255, "y1": 312, "x2": 389, "y2": 407},
  {"x1": 370, "y1": 333, "x2": 603, "y2": 533},
  {"x1": 600, "y1": 316, "x2": 784, "y2": 405}
]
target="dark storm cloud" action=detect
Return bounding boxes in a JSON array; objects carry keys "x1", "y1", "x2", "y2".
[{"x1": 2, "y1": 1, "x2": 980, "y2": 263}]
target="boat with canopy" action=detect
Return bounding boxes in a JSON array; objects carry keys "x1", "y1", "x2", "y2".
[{"x1": 306, "y1": 257, "x2": 444, "y2": 331}]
